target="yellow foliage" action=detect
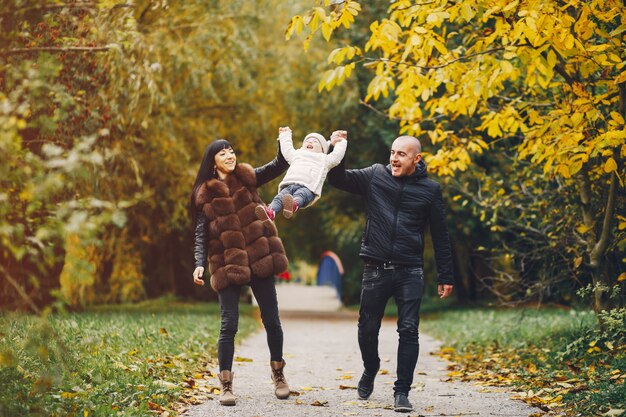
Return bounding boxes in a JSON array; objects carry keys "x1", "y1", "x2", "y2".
[
  {"x1": 108, "y1": 230, "x2": 145, "y2": 303},
  {"x1": 290, "y1": 0, "x2": 625, "y2": 180},
  {"x1": 59, "y1": 234, "x2": 99, "y2": 307}
]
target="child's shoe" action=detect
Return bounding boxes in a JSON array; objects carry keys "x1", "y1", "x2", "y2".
[
  {"x1": 255, "y1": 205, "x2": 275, "y2": 226},
  {"x1": 282, "y1": 194, "x2": 296, "y2": 219}
]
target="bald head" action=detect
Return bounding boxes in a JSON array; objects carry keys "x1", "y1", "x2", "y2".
[
  {"x1": 393, "y1": 136, "x2": 422, "y2": 153},
  {"x1": 389, "y1": 135, "x2": 423, "y2": 177}
]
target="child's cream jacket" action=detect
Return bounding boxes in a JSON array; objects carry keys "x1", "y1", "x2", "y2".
[{"x1": 278, "y1": 131, "x2": 347, "y2": 201}]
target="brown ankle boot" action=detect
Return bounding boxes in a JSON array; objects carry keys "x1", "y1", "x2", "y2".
[
  {"x1": 218, "y1": 370, "x2": 237, "y2": 406},
  {"x1": 270, "y1": 360, "x2": 290, "y2": 399}
]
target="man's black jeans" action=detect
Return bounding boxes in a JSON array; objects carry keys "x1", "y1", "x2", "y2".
[
  {"x1": 217, "y1": 277, "x2": 283, "y2": 371},
  {"x1": 358, "y1": 264, "x2": 424, "y2": 395}
]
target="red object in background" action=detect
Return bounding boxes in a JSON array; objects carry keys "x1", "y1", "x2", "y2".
[{"x1": 277, "y1": 270, "x2": 291, "y2": 281}]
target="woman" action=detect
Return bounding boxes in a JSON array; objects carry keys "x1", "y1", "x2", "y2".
[{"x1": 190, "y1": 137, "x2": 290, "y2": 406}]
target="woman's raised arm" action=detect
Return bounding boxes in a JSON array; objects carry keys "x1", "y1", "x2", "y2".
[{"x1": 255, "y1": 138, "x2": 288, "y2": 187}]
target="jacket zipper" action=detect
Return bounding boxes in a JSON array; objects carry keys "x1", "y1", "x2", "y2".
[{"x1": 389, "y1": 181, "x2": 405, "y2": 262}]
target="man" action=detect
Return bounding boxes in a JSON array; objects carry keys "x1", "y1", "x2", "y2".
[{"x1": 328, "y1": 132, "x2": 454, "y2": 413}]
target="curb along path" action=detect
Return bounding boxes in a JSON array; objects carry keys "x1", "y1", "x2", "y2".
[{"x1": 183, "y1": 285, "x2": 539, "y2": 417}]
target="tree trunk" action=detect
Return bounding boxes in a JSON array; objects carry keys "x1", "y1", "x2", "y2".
[
  {"x1": 577, "y1": 168, "x2": 618, "y2": 318},
  {"x1": 591, "y1": 263, "x2": 614, "y2": 315}
]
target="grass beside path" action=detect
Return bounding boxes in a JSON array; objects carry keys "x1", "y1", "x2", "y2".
[
  {"x1": 0, "y1": 297, "x2": 257, "y2": 417},
  {"x1": 420, "y1": 305, "x2": 626, "y2": 417}
]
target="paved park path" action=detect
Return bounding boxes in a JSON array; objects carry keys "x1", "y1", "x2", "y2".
[{"x1": 183, "y1": 284, "x2": 540, "y2": 417}]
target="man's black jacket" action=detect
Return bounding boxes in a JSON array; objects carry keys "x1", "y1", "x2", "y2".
[{"x1": 328, "y1": 158, "x2": 454, "y2": 285}]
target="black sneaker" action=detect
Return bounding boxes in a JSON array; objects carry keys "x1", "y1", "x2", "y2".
[
  {"x1": 357, "y1": 370, "x2": 377, "y2": 400},
  {"x1": 394, "y1": 393, "x2": 413, "y2": 413}
]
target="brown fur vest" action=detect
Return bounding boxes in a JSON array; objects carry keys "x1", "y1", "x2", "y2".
[{"x1": 195, "y1": 163, "x2": 288, "y2": 291}]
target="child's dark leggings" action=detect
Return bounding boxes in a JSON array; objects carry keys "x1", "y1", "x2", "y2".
[{"x1": 217, "y1": 277, "x2": 283, "y2": 371}]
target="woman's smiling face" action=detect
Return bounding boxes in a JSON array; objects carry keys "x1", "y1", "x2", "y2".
[{"x1": 214, "y1": 147, "x2": 236, "y2": 178}]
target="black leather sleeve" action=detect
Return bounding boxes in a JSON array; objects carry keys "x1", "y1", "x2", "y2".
[
  {"x1": 429, "y1": 184, "x2": 454, "y2": 285},
  {"x1": 328, "y1": 157, "x2": 376, "y2": 196},
  {"x1": 254, "y1": 140, "x2": 289, "y2": 187},
  {"x1": 193, "y1": 213, "x2": 208, "y2": 269}
]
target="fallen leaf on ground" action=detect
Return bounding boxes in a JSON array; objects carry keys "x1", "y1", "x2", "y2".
[
  {"x1": 410, "y1": 382, "x2": 425, "y2": 391},
  {"x1": 358, "y1": 401, "x2": 393, "y2": 410},
  {"x1": 147, "y1": 401, "x2": 162, "y2": 411},
  {"x1": 338, "y1": 375, "x2": 353, "y2": 380},
  {"x1": 339, "y1": 385, "x2": 357, "y2": 390},
  {"x1": 311, "y1": 400, "x2": 328, "y2": 406},
  {"x1": 154, "y1": 380, "x2": 177, "y2": 389},
  {"x1": 379, "y1": 369, "x2": 389, "y2": 375},
  {"x1": 234, "y1": 356, "x2": 253, "y2": 362}
]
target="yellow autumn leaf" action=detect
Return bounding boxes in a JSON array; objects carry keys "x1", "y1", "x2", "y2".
[
  {"x1": 321, "y1": 22, "x2": 332, "y2": 41},
  {"x1": 604, "y1": 157, "x2": 618, "y2": 173},
  {"x1": 617, "y1": 272, "x2": 626, "y2": 282},
  {"x1": 614, "y1": 70, "x2": 626, "y2": 85},
  {"x1": 610, "y1": 111, "x2": 625, "y2": 125},
  {"x1": 574, "y1": 257, "x2": 583, "y2": 268}
]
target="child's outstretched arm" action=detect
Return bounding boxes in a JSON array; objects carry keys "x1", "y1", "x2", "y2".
[
  {"x1": 278, "y1": 126, "x2": 297, "y2": 163},
  {"x1": 326, "y1": 130, "x2": 348, "y2": 168}
]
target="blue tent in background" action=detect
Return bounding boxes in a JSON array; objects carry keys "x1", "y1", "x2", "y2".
[{"x1": 316, "y1": 251, "x2": 344, "y2": 298}]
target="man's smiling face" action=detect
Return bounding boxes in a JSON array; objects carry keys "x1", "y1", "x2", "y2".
[{"x1": 389, "y1": 136, "x2": 422, "y2": 177}]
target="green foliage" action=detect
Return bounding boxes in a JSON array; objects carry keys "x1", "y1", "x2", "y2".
[
  {"x1": 0, "y1": 0, "x2": 351, "y2": 309},
  {"x1": 288, "y1": 0, "x2": 626, "y2": 311},
  {"x1": 422, "y1": 306, "x2": 625, "y2": 416},
  {"x1": 0, "y1": 299, "x2": 257, "y2": 416}
]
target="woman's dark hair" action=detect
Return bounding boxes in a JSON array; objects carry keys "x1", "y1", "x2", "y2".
[{"x1": 189, "y1": 139, "x2": 233, "y2": 222}]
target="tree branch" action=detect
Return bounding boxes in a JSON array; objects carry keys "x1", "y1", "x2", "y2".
[
  {"x1": 363, "y1": 47, "x2": 505, "y2": 71},
  {"x1": 590, "y1": 169, "x2": 618, "y2": 266},
  {"x1": 576, "y1": 166, "x2": 599, "y2": 261},
  {"x1": 0, "y1": 2, "x2": 132, "y2": 17},
  {"x1": 0, "y1": 46, "x2": 111, "y2": 56},
  {"x1": 0, "y1": 265, "x2": 40, "y2": 314},
  {"x1": 391, "y1": 1, "x2": 438, "y2": 11},
  {"x1": 358, "y1": 99, "x2": 447, "y2": 125},
  {"x1": 548, "y1": 47, "x2": 576, "y2": 85}
]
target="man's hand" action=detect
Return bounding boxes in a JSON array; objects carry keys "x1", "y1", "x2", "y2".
[
  {"x1": 278, "y1": 126, "x2": 291, "y2": 135},
  {"x1": 193, "y1": 267, "x2": 205, "y2": 286},
  {"x1": 438, "y1": 284, "x2": 453, "y2": 299},
  {"x1": 330, "y1": 130, "x2": 347, "y2": 145}
]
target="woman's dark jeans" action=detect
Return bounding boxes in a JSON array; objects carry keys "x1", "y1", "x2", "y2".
[
  {"x1": 217, "y1": 277, "x2": 283, "y2": 371},
  {"x1": 358, "y1": 265, "x2": 424, "y2": 395}
]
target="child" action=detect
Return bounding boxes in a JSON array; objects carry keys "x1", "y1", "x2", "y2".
[{"x1": 255, "y1": 127, "x2": 347, "y2": 224}]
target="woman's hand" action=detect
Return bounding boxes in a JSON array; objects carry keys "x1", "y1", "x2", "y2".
[{"x1": 193, "y1": 267, "x2": 205, "y2": 286}]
